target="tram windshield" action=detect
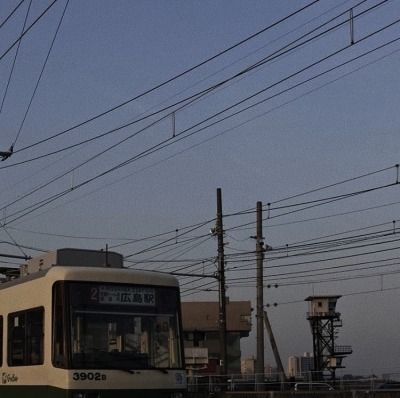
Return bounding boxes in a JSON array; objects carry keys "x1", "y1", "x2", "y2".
[{"x1": 53, "y1": 282, "x2": 183, "y2": 370}]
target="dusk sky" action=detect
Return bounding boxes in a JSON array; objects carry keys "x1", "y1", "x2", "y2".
[{"x1": 1, "y1": 0, "x2": 400, "y2": 375}]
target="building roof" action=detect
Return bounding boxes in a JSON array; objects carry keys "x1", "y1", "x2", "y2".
[
  {"x1": 305, "y1": 295, "x2": 342, "y2": 301},
  {"x1": 181, "y1": 300, "x2": 252, "y2": 334}
]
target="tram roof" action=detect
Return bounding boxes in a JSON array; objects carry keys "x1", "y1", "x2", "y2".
[{"x1": 0, "y1": 265, "x2": 179, "y2": 291}]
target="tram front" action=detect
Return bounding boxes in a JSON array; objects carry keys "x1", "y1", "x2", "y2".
[{"x1": 52, "y1": 277, "x2": 186, "y2": 398}]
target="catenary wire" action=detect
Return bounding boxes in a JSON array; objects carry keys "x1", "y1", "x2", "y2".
[
  {"x1": 0, "y1": 0, "x2": 32, "y2": 116},
  {"x1": 0, "y1": 0, "x2": 26, "y2": 30},
  {"x1": 3, "y1": 31, "x2": 399, "y2": 225},
  {"x1": 15, "y1": 46, "x2": 400, "y2": 228},
  {"x1": 11, "y1": 0, "x2": 320, "y2": 154},
  {"x1": 0, "y1": 0, "x2": 60, "y2": 63},
  {"x1": 0, "y1": 10, "x2": 396, "y2": 178},
  {"x1": 4, "y1": 0, "x2": 381, "y2": 163},
  {"x1": 12, "y1": 0, "x2": 70, "y2": 148}
]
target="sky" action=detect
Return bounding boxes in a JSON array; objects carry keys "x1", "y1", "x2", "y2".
[{"x1": 1, "y1": 0, "x2": 400, "y2": 376}]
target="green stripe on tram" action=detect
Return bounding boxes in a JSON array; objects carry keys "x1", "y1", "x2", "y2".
[{"x1": 0, "y1": 386, "x2": 182, "y2": 397}]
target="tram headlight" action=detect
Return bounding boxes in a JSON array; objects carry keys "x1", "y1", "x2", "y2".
[
  {"x1": 170, "y1": 393, "x2": 184, "y2": 398},
  {"x1": 72, "y1": 393, "x2": 99, "y2": 398}
]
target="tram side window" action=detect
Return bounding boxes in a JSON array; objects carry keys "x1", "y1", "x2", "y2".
[
  {"x1": 8, "y1": 308, "x2": 44, "y2": 366},
  {"x1": 53, "y1": 282, "x2": 66, "y2": 368},
  {"x1": 0, "y1": 316, "x2": 3, "y2": 366}
]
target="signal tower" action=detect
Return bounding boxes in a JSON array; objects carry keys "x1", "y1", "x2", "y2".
[{"x1": 305, "y1": 295, "x2": 352, "y2": 381}]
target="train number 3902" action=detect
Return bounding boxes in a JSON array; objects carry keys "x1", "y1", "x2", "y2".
[{"x1": 72, "y1": 372, "x2": 107, "y2": 381}]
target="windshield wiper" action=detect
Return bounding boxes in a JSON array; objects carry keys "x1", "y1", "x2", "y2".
[
  {"x1": 147, "y1": 366, "x2": 169, "y2": 374},
  {"x1": 117, "y1": 368, "x2": 137, "y2": 374}
]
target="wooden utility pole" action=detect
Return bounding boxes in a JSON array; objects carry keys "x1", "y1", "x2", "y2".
[
  {"x1": 255, "y1": 201, "x2": 265, "y2": 390},
  {"x1": 216, "y1": 188, "x2": 227, "y2": 375}
]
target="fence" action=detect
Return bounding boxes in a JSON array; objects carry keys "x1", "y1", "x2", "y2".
[{"x1": 187, "y1": 372, "x2": 400, "y2": 394}]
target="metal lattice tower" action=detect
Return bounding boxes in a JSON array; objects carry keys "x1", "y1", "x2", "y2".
[{"x1": 305, "y1": 295, "x2": 352, "y2": 381}]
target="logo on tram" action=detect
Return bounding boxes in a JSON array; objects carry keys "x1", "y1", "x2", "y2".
[{"x1": 1, "y1": 372, "x2": 18, "y2": 384}]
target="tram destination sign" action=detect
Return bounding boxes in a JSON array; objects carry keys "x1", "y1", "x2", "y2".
[{"x1": 93, "y1": 285, "x2": 156, "y2": 306}]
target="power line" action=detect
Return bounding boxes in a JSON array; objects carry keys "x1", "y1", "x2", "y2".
[
  {"x1": 269, "y1": 285, "x2": 400, "y2": 307},
  {"x1": 227, "y1": 180, "x2": 400, "y2": 233},
  {"x1": 16, "y1": 45, "x2": 400, "y2": 226},
  {"x1": 124, "y1": 219, "x2": 213, "y2": 259},
  {"x1": 121, "y1": 184, "x2": 399, "y2": 262},
  {"x1": 0, "y1": 0, "x2": 60, "y2": 63},
  {"x1": 0, "y1": 0, "x2": 346, "y2": 167},
  {"x1": 228, "y1": 256, "x2": 400, "y2": 283},
  {"x1": 11, "y1": 0, "x2": 320, "y2": 155},
  {"x1": 3, "y1": 24, "x2": 400, "y2": 225},
  {"x1": 12, "y1": 0, "x2": 70, "y2": 148},
  {"x1": 226, "y1": 232, "x2": 400, "y2": 264},
  {"x1": 0, "y1": 0, "x2": 32, "y2": 116},
  {"x1": 0, "y1": 0, "x2": 26, "y2": 30},
  {"x1": 226, "y1": 239, "x2": 400, "y2": 272},
  {"x1": 125, "y1": 234, "x2": 212, "y2": 268},
  {"x1": 1, "y1": 5, "x2": 396, "y2": 173},
  {"x1": 4, "y1": 0, "x2": 384, "y2": 165}
]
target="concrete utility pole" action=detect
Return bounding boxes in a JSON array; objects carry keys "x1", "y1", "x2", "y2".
[
  {"x1": 255, "y1": 201, "x2": 265, "y2": 390},
  {"x1": 216, "y1": 188, "x2": 227, "y2": 375},
  {"x1": 263, "y1": 310, "x2": 287, "y2": 382}
]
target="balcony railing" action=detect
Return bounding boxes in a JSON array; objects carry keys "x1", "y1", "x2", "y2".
[{"x1": 334, "y1": 345, "x2": 353, "y2": 355}]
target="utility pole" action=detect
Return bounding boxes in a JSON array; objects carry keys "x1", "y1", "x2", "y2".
[
  {"x1": 216, "y1": 188, "x2": 227, "y2": 376},
  {"x1": 263, "y1": 310, "x2": 287, "y2": 382},
  {"x1": 255, "y1": 201, "x2": 265, "y2": 390}
]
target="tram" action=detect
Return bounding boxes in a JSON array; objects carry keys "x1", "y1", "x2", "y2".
[{"x1": 0, "y1": 248, "x2": 186, "y2": 398}]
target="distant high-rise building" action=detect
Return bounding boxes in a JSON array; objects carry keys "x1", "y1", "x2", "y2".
[
  {"x1": 288, "y1": 352, "x2": 313, "y2": 379},
  {"x1": 288, "y1": 356, "x2": 299, "y2": 378},
  {"x1": 241, "y1": 357, "x2": 255, "y2": 374},
  {"x1": 300, "y1": 352, "x2": 313, "y2": 379}
]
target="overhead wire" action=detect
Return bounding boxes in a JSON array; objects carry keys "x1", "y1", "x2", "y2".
[
  {"x1": 225, "y1": 230, "x2": 400, "y2": 263},
  {"x1": 0, "y1": 224, "x2": 28, "y2": 257},
  {"x1": 0, "y1": 0, "x2": 60, "y2": 63},
  {"x1": 226, "y1": 180, "x2": 400, "y2": 233},
  {"x1": 124, "y1": 219, "x2": 213, "y2": 259},
  {"x1": 0, "y1": 3, "x2": 393, "y2": 179},
  {"x1": 271, "y1": 219, "x2": 399, "y2": 247},
  {"x1": 122, "y1": 184, "x2": 400, "y2": 258},
  {"x1": 12, "y1": 0, "x2": 70, "y2": 148},
  {"x1": 0, "y1": 0, "x2": 26, "y2": 30},
  {"x1": 236, "y1": 198, "x2": 400, "y2": 233},
  {"x1": 127, "y1": 234, "x2": 212, "y2": 269},
  {"x1": 269, "y1": 285, "x2": 400, "y2": 307},
  {"x1": 225, "y1": 164, "x2": 397, "y2": 218},
  {"x1": 226, "y1": 239, "x2": 400, "y2": 272},
  {"x1": 0, "y1": 5, "x2": 348, "y2": 168},
  {"x1": 118, "y1": 181, "x2": 399, "y2": 261},
  {"x1": 227, "y1": 256, "x2": 400, "y2": 283},
  {"x1": 10, "y1": 0, "x2": 321, "y2": 155},
  {"x1": 264, "y1": 269, "x2": 400, "y2": 289},
  {"x1": 266, "y1": 228, "x2": 398, "y2": 255},
  {"x1": 3, "y1": 12, "x2": 399, "y2": 226},
  {"x1": 2, "y1": 0, "x2": 383, "y2": 166},
  {"x1": 15, "y1": 44, "x2": 400, "y2": 227},
  {"x1": 0, "y1": 0, "x2": 32, "y2": 116}
]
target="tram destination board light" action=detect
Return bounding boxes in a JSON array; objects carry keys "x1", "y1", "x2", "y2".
[{"x1": 95, "y1": 285, "x2": 156, "y2": 306}]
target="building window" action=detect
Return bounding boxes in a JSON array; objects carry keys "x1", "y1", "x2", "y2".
[
  {"x1": 8, "y1": 307, "x2": 44, "y2": 366},
  {"x1": 240, "y1": 314, "x2": 251, "y2": 323}
]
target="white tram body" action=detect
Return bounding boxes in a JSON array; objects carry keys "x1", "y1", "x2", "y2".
[{"x1": 0, "y1": 248, "x2": 186, "y2": 398}]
